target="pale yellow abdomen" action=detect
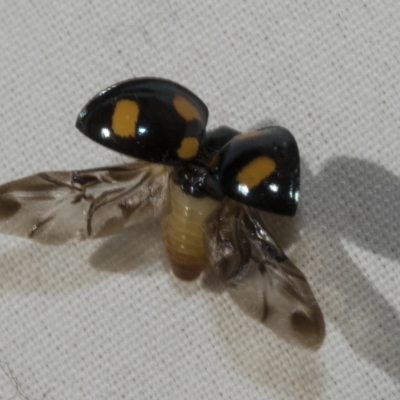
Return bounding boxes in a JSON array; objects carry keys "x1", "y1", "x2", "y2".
[{"x1": 162, "y1": 180, "x2": 220, "y2": 280}]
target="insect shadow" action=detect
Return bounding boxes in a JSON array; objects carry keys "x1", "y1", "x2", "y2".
[{"x1": 299, "y1": 156, "x2": 400, "y2": 383}]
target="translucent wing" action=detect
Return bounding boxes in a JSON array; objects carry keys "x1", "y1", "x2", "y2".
[
  {"x1": 0, "y1": 161, "x2": 169, "y2": 244},
  {"x1": 203, "y1": 200, "x2": 325, "y2": 349}
]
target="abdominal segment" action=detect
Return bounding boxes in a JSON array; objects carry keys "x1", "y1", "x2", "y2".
[{"x1": 162, "y1": 180, "x2": 220, "y2": 280}]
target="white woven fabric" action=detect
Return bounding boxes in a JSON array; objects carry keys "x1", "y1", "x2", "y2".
[{"x1": 0, "y1": 1, "x2": 399, "y2": 398}]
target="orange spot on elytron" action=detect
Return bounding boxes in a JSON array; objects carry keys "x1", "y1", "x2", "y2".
[
  {"x1": 177, "y1": 137, "x2": 199, "y2": 160},
  {"x1": 173, "y1": 95, "x2": 201, "y2": 122},
  {"x1": 112, "y1": 99, "x2": 139, "y2": 138},
  {"x1": 237, "y1": 156, "x2": 276, "y2": 189}
]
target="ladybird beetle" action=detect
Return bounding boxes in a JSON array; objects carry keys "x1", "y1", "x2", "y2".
[{"x1": 0, "y1": 78, "x2": 324, "y2": 349}]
